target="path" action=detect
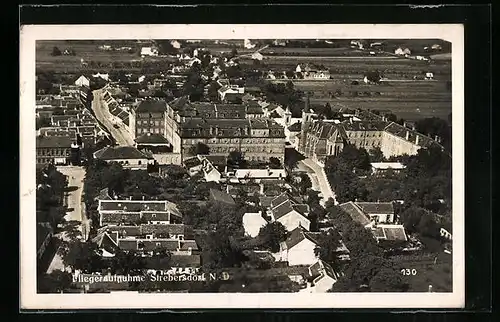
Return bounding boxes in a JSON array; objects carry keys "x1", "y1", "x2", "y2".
[
  {"x1": 299, "y1": 158, "x2": 337, "y2": 207},
  {"x1": 47, "y1": 166, "x2": 88, "y2": 273},
  {"x1": 91, "y1": 88, "x2": 135, "y2": 146}
]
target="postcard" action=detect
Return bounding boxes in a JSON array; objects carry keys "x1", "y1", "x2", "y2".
[{"x1": 20, "y1": 23, "x2": 464, "y2": 309}]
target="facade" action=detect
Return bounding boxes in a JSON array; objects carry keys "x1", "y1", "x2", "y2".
[
  {"x1": 307, "y1": 260, "x2": 341, "y2": 293},
  {"x1": 299, "y1": 108, "x2": 444, "y2": 163},
  {"x1": 130, "y1": 100, "x2": 169, "y2": 140},
  {"x1": 93, "y1": 146, "x2": 154, "y2": 169},
  {"x1": 74, "y1": 75, "x2": 90, "y2": 87},
  {"x1": 371, "y1": 162, "x2": 406, "y2": 175},
  {"x1": 242, "y1": 212, "x2": 267, "y2": 238},
  {"x1": 165, "y1": 99, "x2": 287, "y2": 163},
  {"x1": 268, "y1": 193, "x2": 311, "y2": 232},
  {"x1": 274, "y1": 227, "x2": 319, "y2": 266},
  {"x1": 36, "y1": 135, "x2": 73, "y2": 165}
]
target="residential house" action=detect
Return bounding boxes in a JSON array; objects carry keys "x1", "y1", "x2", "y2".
[
  {"x1": 200, "y1": 156, "x2": 223, "y2": 183},
  {"x1": 230, "y1": 168, "x2": 287, "y2": 184},
  {"x1": 274, "y1": 226, "x2": 319, "y2": 266},
  {"x1": 183, "y1": 156, "x2": 204, "y2": 176},
  {"x1": 92, "y1": 73, "x2": 109, "y2": 81},
  {"x1": 74, "y1": 75, "x2": 90, "y2": 87},
  {"x1": 440, "y1": 227, "x2": 452, "y2": 240},
  {"x1": 370, "y1": 224, "x2": 408, "y2": 242},
  {"x1": 209, "y1": 188, "x2": 236, "y2": 206},
  {"x1": 305, "y1": 259, "x2": 342, "y2": 293},
  {"x1": 141, "y1": 47, "x2": 159, "y2": 57},
  {"x1": 268, "y1": 192, "x2": 311, "y2": 232},
  {"x1": 425, "y1": 72, "x2": 434, "y2": 80},
  {"x1": 36, "y1": 135, "x2": 73, "y2": 165},
  {"x1": 93, "y1": 146, "x2": 154, "y2": 169},
  {"x1": 251, "y1": 52, "x2": 264, "y2": 61},
  {"x1": 218, "y1": 85, "x2": 245, "y2": 102},
  {"x1": 242, "y1": 211, "x2": 268, "y2": 238},
  {"x1": 98, "y1": 199, "x2": 183, "y2": 227},
  {"x1": 394, "y1": 47, "x2": 412, "y2": 56},
  {"x1": 371, "y1": 162, "x2": 406, "y2": 175}
]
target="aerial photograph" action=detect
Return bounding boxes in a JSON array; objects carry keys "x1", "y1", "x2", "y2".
[{"x1": 34, "y1": 38, "x2": 453, "y2": 294}]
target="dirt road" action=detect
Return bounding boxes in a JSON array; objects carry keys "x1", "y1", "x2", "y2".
[{"x1": 299, "y1": 159, "x2": 337, "y2": 206}]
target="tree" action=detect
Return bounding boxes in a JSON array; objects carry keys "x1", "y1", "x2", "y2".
[
  {"x1": 51, "y1": 46, "x2": 62, "y2": 56},
  {"x1": 189, "y1": 142, "x2": 210, "y2": 156},
  {"x1": 297, "y1": 173, "x2": 312, "y2": 194},
  {"x1": 364, "y1": 70, "x2": 382, "y2": 83},
  {"x1": 257, "y1": 222, "x2": 288, "y2": 253},
  {"x1": 227, "y1": 150, "x2": 245, "y2": 169},
  {"x1": 61, "y1": 241, "x2": 104, "y2": 273},
  {"x1": 230, "y1": 47, "x2": 238, "y2": 58},
  {"x1": 369, "y1": 147, "x2": 385, "y2": 162},
  {"x1": 314, "y1": 229, "x2": 343, "y2": 266},
  {"x1": 37, "y1": 270, "x2": 73, "y2": 293},
  {"x1": 109, "y1": 249, "x2": 147, "y2": 275},
  {"x1": 202, "y1": 230, "x2": 246, "y2": 269},
  {"x1": 269, "y1": 157, "x2": 281, "y2": 169}
]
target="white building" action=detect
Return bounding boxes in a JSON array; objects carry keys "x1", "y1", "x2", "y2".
[
  {"x1": 274, "y1": 227, "x2": 319, "y2": 266},
  {"x1": 141, "y1": 47, "x2": 159, "y2": 57},
  {"x1": 92, "y1": 73, "x2": 109, "y2": 81},
  {"x1": 243, "y1": 212, "x2": 268, "y2": 238},
  {"x1": 306, "y1": 260, "x2": 342, "y2": 293},
  {"x1": 371, "y1": 162, "x2": 406, "y2": 175},
  {"x1": 74, "y1": 75, "x2": 90, "y2": 87},
  {"x1": 251, "y1": 52, "x2": 264, "y2": 61}
]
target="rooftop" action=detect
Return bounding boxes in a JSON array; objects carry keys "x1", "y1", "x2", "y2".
[
  {"x1": 135, "y1": 133, "x2": 170, "y2": 145},
  {"x1": 356, "y1": 202, "x2": 394, "y2": 215},
  {"x1": 36, "y1": 135, "x2": 73, "y2": 148},
  {"x1": 135, "y1": 99, "x2": 167, "y2": 113},
  {"x1": 209, "y1": 188, "x2": 236, "y2": 205},
  {"x1": 94, "y1": 146, "x2": 151, "y2": 160},
  {"x1": 285, "y1": 227, "x2": 319, "y2": 249},
  {"x1": 371, "y1": 162, "x2": 406, "y2": 170},
  {"x1": 99, "y1": 200, "x2": 181, "y2": 217},
  {"x1": 339, "y1": 201, "x2": 371, "y2": 226}
]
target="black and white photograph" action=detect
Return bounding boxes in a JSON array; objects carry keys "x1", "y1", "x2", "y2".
[{"x1": 20, "y1": 24, "x2": 464, "y2": 309}]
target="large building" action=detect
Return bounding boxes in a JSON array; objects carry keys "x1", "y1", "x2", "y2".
[
  {"x1": 131, "y1": 98, "x2": 287, "y2": 163},
  {"x1": 36, "y1": 136, "x2": 74, "y2": 165},
  {"x1": 298, "y1": 103, "x2": 445, "y2": 164}
]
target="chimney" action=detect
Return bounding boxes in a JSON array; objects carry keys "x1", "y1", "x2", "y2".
[
  {"x1": 405, "y1": 131, "x2": 409, "y2": 141},
  {"x1": 415, "y1": 135, "x2": 420, "y2": 146}
]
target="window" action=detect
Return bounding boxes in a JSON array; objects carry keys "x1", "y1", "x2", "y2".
[{"x1": 155, "y1": 128, "x2": 160, "y2": 134}]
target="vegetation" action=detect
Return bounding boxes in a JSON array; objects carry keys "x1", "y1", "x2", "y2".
[
  {"x1": 36, "y1": 164, "x2": 68, "y2": 229},
  {"x1": 257, "y1": 222, "x2": 288, "y2": 253}
]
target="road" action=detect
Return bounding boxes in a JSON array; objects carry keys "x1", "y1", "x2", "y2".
[
  {"x1": 299, "y1": 158, "x2": 337, "y2": 207},
  {"x1": 47, "y1": 166, "x2": 88, "y2": 273},
  {"x1": 91, "y1": 88, "x2": 135, "y2": 146}
]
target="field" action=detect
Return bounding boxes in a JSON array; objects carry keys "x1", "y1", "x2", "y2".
[{"x1": 391, "y1": 252, "x2": 452, "y2": 292}]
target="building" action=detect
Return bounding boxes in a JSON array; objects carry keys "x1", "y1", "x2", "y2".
[
  {"x1": 425, "y1": 72, "x2": 434, "y2": 80},
  {"x1": 267, "y1": 192, "x2": 311, "y2": 232},
  {"x1": 295, "y1": 64, "x2": 330, "y2": 80},
  {"x1": 93, "y1": 146, "x2": 154, "y2": 169},
  {"x1": 371, "y1": 162, "x2": 406, "y2": 175},
  {"x1": 251, "y1": 52, "x2": 264, "y2": 61},
  {"x1": 306, "y1": 259, "x2": 342, "y2": 293},
  {"x1": 339, "y1": 201, "x2": 395, "y2": 224},
  {"x1": 141, "y1": 47, "x2": 159, "y2": 57},
  {"x1": 209, "y1": 188, "x2": 236, "y2": 206},
  {"x1": 98, "y1": 199, "x2": 183, "y2": 227},
  {"x1": 165, "y1": 99, "x2": 286, "y2": 163},
  {"x1": 218, "y1": 85, "x2": 245, "y2": 102},
  {"x1": 36, "y1": 135, "x2": 73, "y2": 165},
  {"x1": 394, "y1": 47, "x2": 412, "y2": 56},
  {"x1": 299, "y1": 107, "x2": 445, "y2": 164},
  {"x1": 440, "y1": 227, "x2": 452, "y2": 240},
  {"x1": 74, "y1": 75, "x2": 90, "y2": 87},
  {"x1": 229, "y1": 168, "x2": 287, "y2": 184},
  {"x1": 242, "y1": 212, "x2": 268, "y2": 238},
  {"x1": 339, "y1": 201, "x2": 407, "y2": 242},
  {"x1": 274, "y1": 226, "x2": 319, "y2": 266},
  {"x1": 92, "y1": 73, "x2": 109, "y2": 81},
  {"x1": 129, "y1": 99, "x2": 169, "y2": 142}
]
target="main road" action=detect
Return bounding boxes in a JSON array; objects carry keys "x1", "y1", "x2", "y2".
[
  {"x1": 91, "y1": 88, "x2": 135, "y2": 146},
  {"x1": 298, "y1": 158, "x2": 338, "y2": 207},
  {"x1": 47, "y1": 166, "x2": 89, "y2": 273}
]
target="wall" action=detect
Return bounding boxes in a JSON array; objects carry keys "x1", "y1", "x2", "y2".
[
  {"x1": 153, "y1": 153, "x2": 182, "y2": 165},
  {"x1": 314, "y1": 276, "x2": 336, "y2": 293},
  {"x1": 381, "y1": 132, "x2": 420, "y2": 158},
  {"x1": 287, "y1": 239, "x2": 318, "y2": 266},
  {"x1": 277, "y1": 211, "x2": 311, "y2": 232}
]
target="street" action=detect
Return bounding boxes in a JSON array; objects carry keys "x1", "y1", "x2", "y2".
[
  {"x1": 298, "y1": 158, "x2": 338, "y2": 206},
  {"x1": 91, "y1": 89, "x2": 135, "y2": 146},
  {"x1": 47, "y1": 166, "x2": 88, "y2": 273}
]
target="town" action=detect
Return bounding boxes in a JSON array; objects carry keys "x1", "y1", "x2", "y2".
[{"x1": 35, "y1": 39, "x2": 453, "y2": 294}]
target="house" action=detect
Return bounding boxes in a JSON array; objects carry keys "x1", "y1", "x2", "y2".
[
  {"x1": 251, "y1": 52, "x2": 264, "y2": 61},
  {"x1": 274, "y1": 226, "x2": 320, "y2": 266},
  {"x1": 98, "y1": 199, "x2": 183, "y2": 227},
  {"x1": 187, "y1": 57, "x2": 201, "y2": 67},
  {"x1": 93, "y1": 146, "x2": 154, "y2": 169},
  {"x1": 371, "y1": 162, "x2": 406, "y2": 175},
  {"x1": 141, "y1": 47, "x2": 158, "y2": 57},
  {"x1": 431, "y1": 44, "x2": 442, "y2": 51},
  {"x1": 242, "y1": 212, "x2": 268, "y2": 238},
  {"x1": 268, "y1": 192, "x2": 311, "y2": 232},
  {"x1": 170, "y1": 40, "x2": 181, "y2": 49},
  {"x1": 394, "y1": 47, "x2": 412, "y2": 56},
  {"x1": 36, "y1": 135, "x2": 73, "y2": 165},
  {"x1": 92, "y1": 73, "x2": 109, "y2": 81},
  {"x1": 209, "y1": 188, "x2": 236, "y2": 206},
  {"x1": 440, "y1": 227, "x2": 452, "y2": 240},
  {"x1": 218, "y1": 86, "x2": 244, "y2": 101},
  {"x1": 200, "y1": 156, "x2": 223, "y2": 183},
  {"x1": 74, "y1": 75, "x2": 90, "y2": 87},
  {"x1": 340, "y1": 201, "x2": 395, "y2": 224},
  {"x1": 370, "y1": 224, "x2": 407, "y2": 242},
  {"x1": 231, "y1": 168, "x2": 287, "y2": 184},
  {"x1": 37, "y1": 222, "x2": 53, "y2": 260},
  {"x1": 425, "y1": 72, "x2": 434, "y2": 80},
  {"x1": 306, "y1": 259, "x2": 342, "y2": 293},
  {"x1": 183, "y1": 156, "x2": 203, "y2": 176},
  {"x1": 244, "y1": 39, "x2": 256, "y2": 49}
]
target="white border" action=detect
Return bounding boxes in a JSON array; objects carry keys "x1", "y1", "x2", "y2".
[{"x1": 20, "y1": 24, "x2": 464, "y2": 309}]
